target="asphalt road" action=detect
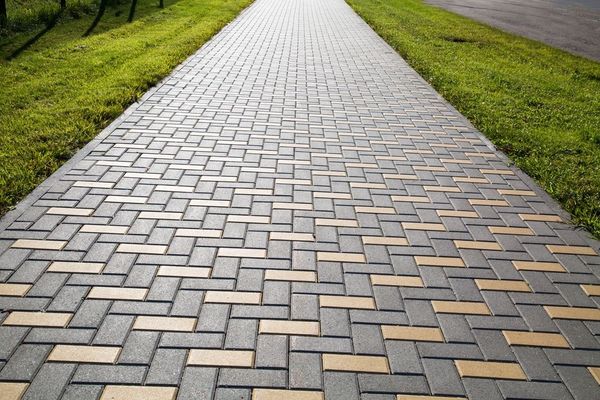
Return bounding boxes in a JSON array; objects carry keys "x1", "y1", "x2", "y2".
[{"x1": 425, "y1": 0, "x2": 600, "y2": 61}]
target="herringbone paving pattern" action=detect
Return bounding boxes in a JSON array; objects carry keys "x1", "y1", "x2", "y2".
[{"x1": 1, "y1": 0, "x2": 600, "y2": 398}]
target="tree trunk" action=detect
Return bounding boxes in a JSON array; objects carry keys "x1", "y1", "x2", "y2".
[
  {"x1": 83, "y1": 0, "x2": 107, "y2": 36},
  {"x1": 0, "y1": 0, "x2": 8, "y2": 29},
  {"x1": 127, "y1": 0, "x2": 138, "y2": 22},
  {"x1": 159, "y1": 0, "x2": 164, "y2": 8},
  {"x1": 60, "y1": 0, "x2": 66, "y2": 10}
]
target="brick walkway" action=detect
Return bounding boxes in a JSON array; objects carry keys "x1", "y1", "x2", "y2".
[{"x1": 1, "y1": 0, "x2": 599, "y2": 399}]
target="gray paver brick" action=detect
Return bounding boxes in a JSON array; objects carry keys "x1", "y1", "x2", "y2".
[
  {"x1": 422, "y1": 358, "x2": 465, "y2": 396},
  {"x1": 0, "y1": 326, "x2": 28, "y2": 359},
  {"x1": 218, "y1": 368, "x2": 287, "y2": 388},
  {"x1": 60, "y1": 384, "x2": 103, "y2": 400},
  {"x1": 255, "y1": 334, "x2": 287, "y2": 369},
  {"x1": 462, "y1": 378, "x2": 503, "y2": 400},
  {"x1": 472, "y1": 329, "x2": 515, "y2": 361},
  {"x1": 178, "y1": 367, "x2": 218, "y2": 400},
  {"x1": 385, "y1": 340, "x2": 423, "y2": 374},
  {"x1": 224, "y1": 318, "x2": 258, "y2": 350},
  {"x1": 159, "y1": 332, "x2": 222, "y2": 349},
  {"x1": 69, "y1": 300, "x2": 110, "y2": 328},
  {"x1": 145, "y1": 348, "x2": 187, "y2": 385},
  {"x1": 351, "y1": 324, "x2": 385, "y2": 355},
  {"x1": 289, "y1": 352, "x2": 322, "y2": 389},
  {"x1": 320, "y1": 308, "x2": 351, "y2": 337},
  {"x1": 557, "y1": 365, "x2": 600, "y2": 400},
  {"x1": 324, "y1": 372, "x2": 360, "y2": 400},
  {"x1": 25, "y1": 328, "x2": 94, "y2": 345},
  {"x1": 513, "y1": 346, "x2": 560, "y2": 382},
  {"x1": 71, "y1": 365, "x2": 146, "y2": 384},
  {"x1": 197, "y1": 304, "x2": 230, "y2": 332},
  {"x1": 497, "y1": 381, "x2": 575, "y2": 400},
  {"x1": 118, "y1": 331, "x2": 160, "y2": 365},
  {"x1": 358, "y1": 374, "x2": 429, "y2": 395},
  {"x1": 22, "y1": 363, "x2": 76, "y2": 400},
  {"x1": 0, "y1": 344, "x2": 50, "y2": 381},
  {"x1": 214, "y1": 388, "x2": 250, "y2": 400},
  {"x1": 92, "y1": 314, "x2": 134, "y2": 345}
]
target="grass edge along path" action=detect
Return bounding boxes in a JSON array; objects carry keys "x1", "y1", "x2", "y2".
[
  {"x1": 347, "y1": 0, "x2": 600, "y2": 238},
  {"x1": 0, "y1": 0, "x2": 252, "y2": 219}
]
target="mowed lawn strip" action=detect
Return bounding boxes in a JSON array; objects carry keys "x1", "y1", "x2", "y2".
[
  {"x1": 347, "y1": 0, "x2": 600, "y2": 237},
  {"x1": 0, "y1": 0, "x2": 252, "y2": 217}
]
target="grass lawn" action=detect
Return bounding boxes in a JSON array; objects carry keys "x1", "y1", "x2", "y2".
[
  {"x1": 347, "y1": 0, "x2": 600, "y2": 238},
  {"x1": 3, "y1": 0, "x2": 96, "y2": 33},
  {"x1": 0, "y1": 0, "x2": 251, "y2": 218}
]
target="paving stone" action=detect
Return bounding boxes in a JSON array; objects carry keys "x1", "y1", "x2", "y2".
[
  {"x1": 556, "y1": 319, "x2": 600, "y2": 349},
  {"x1": 422, "y1": 358, "x2": 466, "y2": 396},
  {"x1": 455, "y1": 360, "x2": 526, "y2": 380},
  {"x1": 357, "y1": 374, "x2": 429, "y2": 394},
  {"x1": 290, "y1": 336, "x2": 353, "y2": 353},
  {"x1": 320, "y1": 308, "x2": 351, "y2": 337},
  {"x1": 21, "y1": 363, "x2": 76, "y2": 400},
  {"x1": 497, "y1": 381, "x2": 574, "y2": 400},
  {"x1": 146, "y1": 348, "x2": 187, "y2": 385},
  {"x1": 214, "y1": 388, "x2": 251, "y2": 400},
  {"x1": 197, "y1": 303, "x2": 230, "y2": 332},
  {"x1": 324, "y1": 372, "x2": 360, "y2": 400},
  {"x1": 218, "y1": 368, "x2": 287, "y2": 388},
  {"x1": 472, "y1": 329, "x2": 515, "y2": 361},
  {"x1": 255, "y1": 334, "x2": 288, "y2": 369},
  {"x1": 47, "y1": 345, "x2": 120, "y2": 363},
  {"x1": 61, "y1": 384, "x2": 103, "y2": 400},
  {"x1": 24, "y1": 327, "x2": 94, "y2": 345},
  {"x1": 322, "y1": 354, "x2": 389, "y2": 373},
  {"x1": 511, "y1": 346, "x2": 560, "y2": 382},
  {"x1": 544, "y1": 348, "x2": 600, "y2": 366},
  {"x1": 291, "y1": 294, "x2": 319, "y2": 320},
  {"x1": 47, "y1": 286, "x2": 88, "y2": 312},
  {"x1": 259, "y1": 320, "x2": 320, "y2": 336},
  {"x1": 0, "y1": 344, "x2": 51, "y2": 380},
  {"x1": 437, "y1": 314, "x2": 476, "y2": 343},
  {"x1": 133, "y1": 316, "x2": 196, "y2": 332},
  {"x1": 385, "y1": 340, "x2": 423, "y2": 374},
  {"x1": 462, "y1": 378, "x2": 504, "y2": 400},
  {"x1": 99, "y1": 385, "x2": 178, "y2": 400},
  {"x1": 290, "y1": 352, "x2": 322, "y2": 389},
  {"x1": 69, "y1": 300, "x2": 110, "y2": 328},
  {"x1": 92, "y1": 314, "x2": 134, "y2": 345},
  {"x1": 177, "y1": 367, "x2": 218, "y2": 400},
  {"x1": 0, "y1": 326, "x2": 28, "y2": 359},
  {"x1": 350, "y1": 309, "x2": 408, "y2": 325},
  {"x1": 404, "y1": 300, "x2": 438, "y2": 326},
  {"x1": 159, "y1": 332, "x2": 223, "y2": 349},
  {"x1": 71, "y1": 365, "x2": 146, "y2": 384},
  {"x1": 171, "y1": 290, "x2": 204, "y2": 317},
  {"x1": 118, "y1": 331, "x2": 160, "y2": 365},
  {"x1": 225, "y1": 318, "x2": 258, "y2": 349},
  {"x1": 3, "y1": 312, "x2": 72, "y2": 328},
  {"x1": 352, "y1": 324, "x2": 385, "y2": 355}
]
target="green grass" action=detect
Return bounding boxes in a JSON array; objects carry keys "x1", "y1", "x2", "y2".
[
  {"x1": 347, "y1": 0, "x2": 600, "y2": 238},
  {"x1": 3, "y1": 0, "x2": 97, "y2": 33},
  {"x1": 0, "y1": 0, "x2": 252, "y2": 217}
]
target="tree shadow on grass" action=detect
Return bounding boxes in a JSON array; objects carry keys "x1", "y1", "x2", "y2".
[
  {"x1": 83, "y1": 0, "x2": 108, "y2": 36},
  {"x1": 85, "y1": 0, "x2": 176, "y2": 36},
  {"x1": 3, "y1": 0, "x2": 177, "y2": 60},
  {"x1": 7, "y1": 9, "x2": 63, "y2": 60}
]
